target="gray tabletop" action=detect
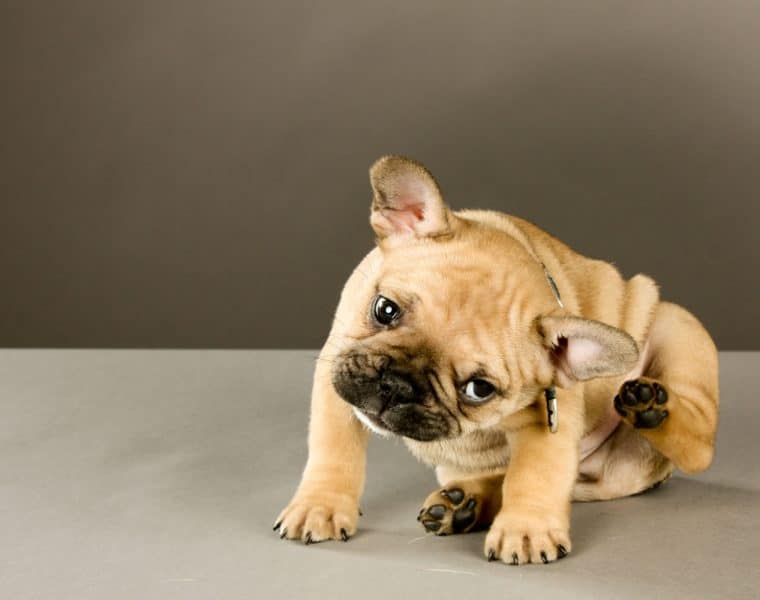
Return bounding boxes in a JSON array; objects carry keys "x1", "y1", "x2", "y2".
[{"x1": 1, "y1": 350, "x2": 757, "y2": 599}]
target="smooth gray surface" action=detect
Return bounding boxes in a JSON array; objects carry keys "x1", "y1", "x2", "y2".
[
  {"x1": 1, "y1": 350, "x2": 758, "y2": 599},
  {"x1": 2, "y1": 2, "x2": 760, "y2": 349}
]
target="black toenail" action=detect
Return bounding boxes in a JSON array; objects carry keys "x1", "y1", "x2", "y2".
[
  {"x1": 541, "y1": 551, "x2": 548, "y2": 564},
  {"x1": 624, "y1": 390, "x2": 638, "y2": 406},
  {"x1": 304, "y1": 532, "x2": 313, "y2": 545},
  {"x1": 359, "y1": 509, "x2": 363, "y2": 516},
  {"x1": 280, "y1": 528, "x2": 288, "y2": 539},
  {"x1": 637, "y1": 383, "x2": 653, "y2": 402},
  {"x1": 340, "y1": 528, "x2": 349, "y2": 542},
  {"x1": 487, "y1": 549, "x2": 496, "y2": 562},
  {"x1": 465, "y1": 498, "x2": 476, "y2": 510},
  {"x1": 557, "y1": 544, "x2": 568, "y2": 558},
  {"x1": 422, "y1": 520, "x2": 441, "y2": 532},
  {"x1": 427, "y1": 504, "x2": 446, "y2": 519},
  {"x1": 417, "y1": 508, "x2": 424, "y2": 521},
  {"x1": 273, "y1": 520, "x2": 282, "y2": 531},
  {"x1": 442, "y1": 488, "x2": 464, "y2": 505},
  {"x1": 511, "y1": 553, "x2": 519, "y2": 565}
]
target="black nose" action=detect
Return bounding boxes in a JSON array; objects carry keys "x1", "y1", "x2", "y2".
[{"x1": 377, "y1": 370, "x2": 416, "y2": 405}]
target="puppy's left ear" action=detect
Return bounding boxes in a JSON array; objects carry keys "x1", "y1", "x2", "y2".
[
  {"x1": 538, "y1": 316, "x2": 639, "y2": 387},
  {"x1": 369, "y1": 155, "x2": 453, "y2": 239}
]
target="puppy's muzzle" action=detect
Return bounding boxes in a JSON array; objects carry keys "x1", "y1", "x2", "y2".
[
  {"x1": 335, "y1": 363, "x2": 419, "y2": 416},
  {"x1": 332, "y1": 353, "x2": 451, "y2": 441}
]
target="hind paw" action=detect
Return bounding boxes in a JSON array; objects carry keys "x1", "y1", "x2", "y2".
[
  {"x1": 418, "y1": 485, "x2": 480, "y2": 535},
  {"x1": 615, "y1": 378, "x2": 669, "y2": 429}
]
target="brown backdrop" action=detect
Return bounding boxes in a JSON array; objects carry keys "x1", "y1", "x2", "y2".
[{"x1": 1, "y1": 1, "x2": 758, "y2": 348}]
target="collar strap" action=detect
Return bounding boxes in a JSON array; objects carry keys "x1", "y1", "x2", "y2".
[{"x1": 541, "y1": 263, "x2": 564, "y2": 309}]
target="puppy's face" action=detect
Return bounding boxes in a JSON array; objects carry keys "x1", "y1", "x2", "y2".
[
  {"x1": 331, "y1": 157, "x2": 638, "y2": 442},
  {"x1": 333, "y1": 231, "x2": 555, "y2": 441}
]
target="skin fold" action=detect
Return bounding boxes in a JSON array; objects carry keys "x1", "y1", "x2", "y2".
[{"x1": 274, "y1": 156, "x2": 719, "y2": 565}]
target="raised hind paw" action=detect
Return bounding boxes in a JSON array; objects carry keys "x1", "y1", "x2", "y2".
[{"x1": 615, "y1": 377, "x2": 669, "y2": 429}]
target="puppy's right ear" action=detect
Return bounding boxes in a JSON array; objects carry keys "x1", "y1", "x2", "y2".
[{"x1": 369, "y1": 156, "x2": 453, "y2": 240}]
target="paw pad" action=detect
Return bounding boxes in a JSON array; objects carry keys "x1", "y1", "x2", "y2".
[
  {"x1": 418, "y1": 487, "x2": 479, "y2": 535},
  {"x1": 615, "y1": 379, "x2": 669, "y2": 429}
]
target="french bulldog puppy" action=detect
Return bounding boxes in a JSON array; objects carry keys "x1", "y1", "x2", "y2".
[{"x1": 273, "y1": 156, "x2": 719, "y2": 565}]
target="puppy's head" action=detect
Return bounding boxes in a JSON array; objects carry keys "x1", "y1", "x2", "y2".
[{"x1": 331, "y1": 156, "x2": 638, "y2": 441}]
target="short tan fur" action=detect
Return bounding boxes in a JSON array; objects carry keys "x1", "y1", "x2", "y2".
[{"x1": 274, "y1": 156, "x2": 719, "y2": 565}]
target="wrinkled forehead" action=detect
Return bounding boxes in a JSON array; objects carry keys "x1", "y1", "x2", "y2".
[
  {"x1": 378, "y1": 247, "x2": 552, "y2": 350},
  {"x1": 379, "y1": 260, "x2": 500, "y2": 313},
  {"x1": 378, "y1": 238, "x2": 538, "y2": 304}
]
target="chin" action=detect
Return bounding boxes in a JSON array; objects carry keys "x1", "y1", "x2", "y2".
[{"x1": 352, "y1": 408, "x2": 394, "y2": 438}]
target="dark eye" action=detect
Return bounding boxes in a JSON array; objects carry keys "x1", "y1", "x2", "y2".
[
  {"x1": 372, "y1": 295, "x2": 401, "y2": 325},
  {"x1": 462, "y1": 379, "x2": 496, "y2": 403}
]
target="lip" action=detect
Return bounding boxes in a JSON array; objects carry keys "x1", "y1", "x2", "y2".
[
  {"x1": 352, "y1": 407, "x2": 393, "y2": 436},
  {"x1": 363, "y1": 410, "x2": 387, "y2": 428}
]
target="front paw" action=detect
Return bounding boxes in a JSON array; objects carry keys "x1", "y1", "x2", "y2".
[
  {"x1": 273, "y1": 489, "x2": 359, "y2": 544},
  {"x1": 484, "y1": 509, "x2": 570, "y2": 565}
]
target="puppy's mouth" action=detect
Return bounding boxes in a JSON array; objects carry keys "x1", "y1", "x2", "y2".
[
  {"x1": 351, "y1": 408, "x2": 393, "y2": 437},
  {"x1": 351, "y1": 404, "x2": 450, "y2": 442},
  {"x1": 332, "y1": 354, "x2": 455, "y2": 442}
]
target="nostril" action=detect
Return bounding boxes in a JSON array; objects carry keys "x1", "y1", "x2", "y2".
[
  {"x1": 377, "y1": 376, "x2": 396, "y2": 400},
  {"x1": 378, "y1": 371, "x2": 415, "y2": 403}
]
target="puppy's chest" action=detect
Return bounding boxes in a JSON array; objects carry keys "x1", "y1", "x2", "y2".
[{"x1": 404, "y1": 429, "x2": 511, "y2": 472}]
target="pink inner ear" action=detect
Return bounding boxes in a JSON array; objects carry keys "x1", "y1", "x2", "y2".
[
  {"x1": 553, "y1": 337, "x2": 604, "y2": 387},
  {"x1": 399, "y1": 198, "x2": 425, "y2": 221},
  {"x1": 380, "y1": 198, "x2": 426, "y2": 234},
  {"x1": 380, "y1": 210, "x2": 415, "y2": 233},
  {"x1": 566, "y1": 337, "x2": 602, "y2": 368}
]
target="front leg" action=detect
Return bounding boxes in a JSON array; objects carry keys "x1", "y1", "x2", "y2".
[
  {"x1": 485, "y1": 392, "x2": 583, "y2": 565},
  {"x1": 274, "y1": 350, "x2": 370, "y2": 543}
]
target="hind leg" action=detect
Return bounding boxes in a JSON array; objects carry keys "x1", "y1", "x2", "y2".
[
  {"x1": 572, "y1": 424, "x2": 675, "y2": 501},
  {"x1": 615, "y1": 301, "x2": 719, "y2": 474},
  {"x1": 418, "y1": 467, "x2": 504, "y2": 535}
]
